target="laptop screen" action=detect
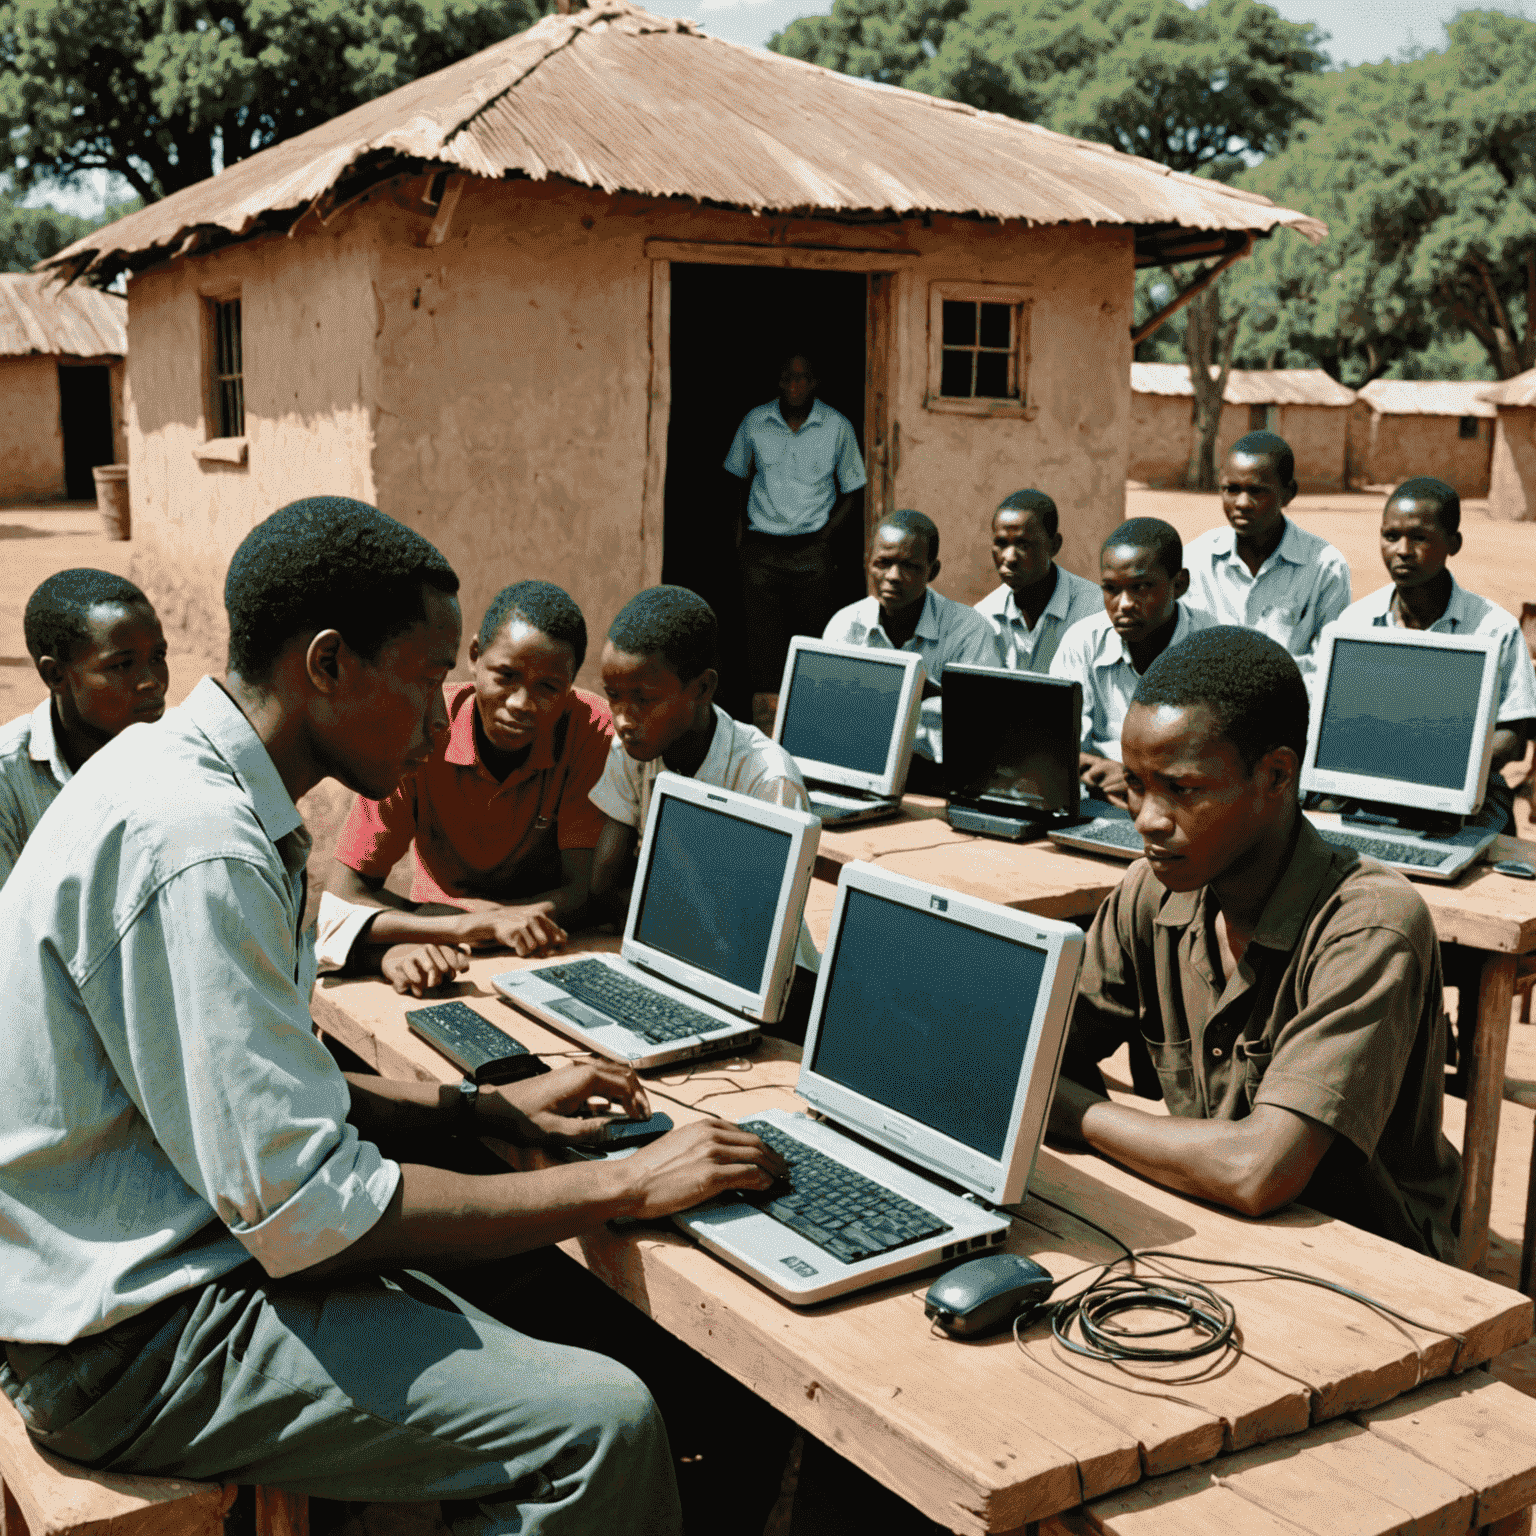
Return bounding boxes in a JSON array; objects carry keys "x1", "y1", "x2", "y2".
[
  {"x1": 1314, "y1": 636, "x2": 1489, "y2": 792},
  {"x1": 632, "y1": 794, "x2": 792, "y2": 992},
  {"x1": 778, "y1": 648, "x2": 907, "y2": 779},
  {"x1": 944, "y1": 670, "x2": 1078, "y2": 813},
  {"x1": 808, "y1": 887, "x2": 1048, "y2": 1161}
]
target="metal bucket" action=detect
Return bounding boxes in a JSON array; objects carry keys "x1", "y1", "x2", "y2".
[{"x1": 93, "y1": 464, "x2": 130, "y2": 541}]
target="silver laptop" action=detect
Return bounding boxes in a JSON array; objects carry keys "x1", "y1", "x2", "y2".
[
  {"x1": 773, "y1": 637, "x2": 924, "y2": 825},
  {"x1": 1302, "y1": 625, "x2": 1504, "y2": 882},
  {"x1": 1046, "y1": 797, "x2": 1144, "y2": 861},
  {"x1": 674, "y1": 859, "x2": 1084, "y2": 1305},
  {"x1": 493, "y1": 772, "x2": 820, "y2": 1068}
]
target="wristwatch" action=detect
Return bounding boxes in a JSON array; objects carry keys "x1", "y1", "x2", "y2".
[{"x1": 455, "y1": 1077, "x2": 481, "y2": 1132}]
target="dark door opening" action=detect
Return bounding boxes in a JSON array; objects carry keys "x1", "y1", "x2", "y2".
[
  {"x1": 59, "y1": 364, "x2": 114, "y2": 500},
  {"x1": 663, "y1": 264, "x2": 869, "y2": 722}
]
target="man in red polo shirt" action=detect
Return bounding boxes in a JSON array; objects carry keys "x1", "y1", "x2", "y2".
[{"x1": 325, "y1": 581, "x2": 612, "y2": 987}]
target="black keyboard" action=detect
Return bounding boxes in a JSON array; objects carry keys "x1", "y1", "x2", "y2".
[
  {"x1": 538, "y1": 958, "x2": 723, "y2": 1044},
  {"x1": 738, "y1": 1119, "x2": 951, "y2": 1266},
  {"x1": 405, "y1": 1002, "x2": 548, "y2": 1085},
  {"x1": 1317, "y1": 828, "x2": 1453, "y2": 870},
  {"x1": 1077, "y1": 818, "x2": 1145, "y2": 852}
]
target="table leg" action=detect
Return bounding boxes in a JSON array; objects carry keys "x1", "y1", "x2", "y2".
[{"x1": 1461, "y1": 953, "x2": 1516, "y2": 1273}]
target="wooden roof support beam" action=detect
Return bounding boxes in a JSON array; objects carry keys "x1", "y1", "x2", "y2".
[{"x1": 1130, "y1": 234, "x2": 1253, "y2": 347}]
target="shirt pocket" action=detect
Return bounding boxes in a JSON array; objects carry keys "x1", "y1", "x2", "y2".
[{"x1": 1140, "y1": 1030, "x2": 1197, "y2": 1112}]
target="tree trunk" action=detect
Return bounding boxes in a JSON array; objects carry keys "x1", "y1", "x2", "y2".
[{"x1": 1183, "y1": 277, "x2": 1240, "y2": 491}]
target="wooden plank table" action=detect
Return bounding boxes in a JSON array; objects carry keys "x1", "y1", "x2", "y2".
[
  {"x1": 819, "y1": 800, "x2": 1536, "y2": 1276},
  {"x1": 311, "y1": 946, "x2": 1533, "y2": 1536}
]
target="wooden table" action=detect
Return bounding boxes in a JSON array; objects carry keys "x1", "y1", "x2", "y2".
[
  {"x1": 819, "y1": 799, "x2": 1536, "y2": 1275},
  {"x1": 311, "y1": 948, "x2": 1533, "y2": 1536}
]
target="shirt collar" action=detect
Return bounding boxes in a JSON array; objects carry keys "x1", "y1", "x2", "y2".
[
  {"x1": 698, "y1": 705, "x2": 736, "y2": 780},
  {"x1": 1369, "y1": 573, "x2": 1471, "y2": 631},
  {"x1": 913, "y1": 589, "x2": 942, "y2": 642},
  {"x1": 183, "y1": 676, "x2": 304, "y2": 847},
  {"x1": 772, "y1": 398, "x2": 829, "y2": 431},
  {"x1": 1212, "y1": 518, "x2": 1305, "y2": 569},
  {"x1": 1098, "y1": 603, "x2": 1191, "y2": 671},
  {"x1": 27, "y1": 696, "x2": 71, "y2": 787},
  {"x1": 1002, "y1": 567, "x2": 1072, "y2": 628},
  {"x1": 442, "y1": 682, "x2": 558, "y2": 776}
]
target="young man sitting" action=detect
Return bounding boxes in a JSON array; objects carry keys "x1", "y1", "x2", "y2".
[
  {"x1": 325, "y1": 580, "x2": 613, "y2": 991},
  {"x1": 0, "y1": 496, "x2": 785, "y2": 1533},
  {"x1": 1049, "y1": 626, "x2": 1461, "y2": 1261},
  {"x1": 973, "y1": 489, "x2": 1101, "y2": 674},
  {"x1": 0, "y1": 568, "x2": 167, "y2": 883},
  {"x1": 1335, "y1": 476, "x2": 1536, "y2": 834},
  {"x1": 822, "y1": 508, "x2": 996, "y2": 786},
  {"x1": 1183, "y1": 431, "x2": 1351, "y2": 674},
  {"x1": 1049, "y1": 517, "x2": 1214, "y2": 803}
]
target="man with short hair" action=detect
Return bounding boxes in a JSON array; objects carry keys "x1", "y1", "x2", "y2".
[
  {"x1": 1050, "y1": 626, "x2": 1461, "y2": 1260},
  {"x1": 0, "y1": 496, "x2": 784, "y2": 1534}
]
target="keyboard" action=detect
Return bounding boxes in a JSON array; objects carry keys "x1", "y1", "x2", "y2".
[
  {"x1": 405, "y1": 1002, "x2": 548, "y2": 1084},
  {"x1": 809, "y1": 788, "x2": 880, "y2": 813},
  {"x1": 738, "y1": 1118, "x2": 951, "y2": 1265},
  {"x1": 1075, "y1": 818, "x2": 1145, "y2": 852},
  {"x1": 1316, "y1": 828, "x2": 1454, "y2": 870},
  {"x1": 537, "y1": 958, "x2": 724, "y2": 1044}
]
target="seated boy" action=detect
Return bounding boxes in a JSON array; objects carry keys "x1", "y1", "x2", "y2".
[
  {"x1": 1335, "y1": 476, "x2": 1536, "y2": 833},
  {"x1": 0, "y1": 568, "x2": 167, "y2": 884},
  {"x1": 822, "y1": 508, "x2": 995, "y2": 779},
  {"x1": 1049, "y1": 626, "x2": 1461, "y2": 1260},
  {"x1": 973, "y1": 489, "x2": 1101, "y2": 674},
  {"x1": 326, "y1": 581, "x2": 612, "y2": 987},
  {"x1": 1049, "y1": 517, "x2": 1214, "y2": 802},
  {"x1": 1183, "y1": 431, "x2": 1351, "y2": 672}
]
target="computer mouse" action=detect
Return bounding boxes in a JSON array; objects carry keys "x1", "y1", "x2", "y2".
[
  {"x1": 924, "y1": 1254, "x2": 1055, "y2": 1337},
  {"x1": 1494, "y1": 859, "x2": 1536, "y2": 881}
]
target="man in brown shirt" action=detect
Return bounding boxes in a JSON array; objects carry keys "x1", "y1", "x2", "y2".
[{"x1": 1051, "y1": 625, "x2": 1461, "y2": 1261}]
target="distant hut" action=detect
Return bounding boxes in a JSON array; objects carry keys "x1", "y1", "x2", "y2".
[
  {"x1": 45, "y1": 1, "x2": 1321, "y2": 691},
  {"x1": 0, "y1": 275, "x2": 125, "y2": 502},
  {"x1": 1480, "y1": 371, "x2": 1536, "y2": 521},
  {"x1": 1352, "y1": 380, "x2": 1495, "y2": 498},
  {"x1": 1129, "y1": 364, "x2": 1355, "y2": 491}
]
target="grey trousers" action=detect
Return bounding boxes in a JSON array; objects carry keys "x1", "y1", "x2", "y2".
[
  {"x1": 0, "y1": 1265, "x2": 681, "y2": 1536},
  {"x1": 739, "y1": 531, "x2": 838, "y2": 693}
]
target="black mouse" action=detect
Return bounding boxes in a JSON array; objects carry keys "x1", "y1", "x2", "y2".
[{"x1": 924, "y1": 1254, "x2": 1055, "y2": 1337}]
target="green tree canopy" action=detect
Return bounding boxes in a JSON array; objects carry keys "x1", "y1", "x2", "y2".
[{"x1": 0, "y1": 0, "x2": 551, "y2": 203}]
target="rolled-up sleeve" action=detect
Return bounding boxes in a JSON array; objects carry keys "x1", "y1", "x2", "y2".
[
  {"x1": 334, "y1": 778, "x2": 417, "y2": 878},
  {"x1": 724, "y1": 418, "x2": 753, "y2": 480},
  {"x1": 82, "y1": 857, "x2": 400, "y2": 1277},
  {"x1": 835, "y1": 420, "x2": 867, "y2": 493}
]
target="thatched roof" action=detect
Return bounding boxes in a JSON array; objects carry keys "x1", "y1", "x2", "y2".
[
  {"x1": 0, "y1": 274, "x2": 125, "y2": 356},
  {"x1": 1478, "y1": 371, "x2": 1536, "y2": 410},
  {"x1": 1359, "y1": 379, "x2": 1496, "y2": 418},
  {"x1": 1132, "y1": 363, "x2": 1354, "y2": 407}
]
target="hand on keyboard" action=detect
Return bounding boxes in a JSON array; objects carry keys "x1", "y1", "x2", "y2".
[
  {"x1": 613, "y1": 1120, "x2": 791, "y2": 1219},
  {"x1": 479, "y1": 1058, "x2": 650, "y2": 1147}
]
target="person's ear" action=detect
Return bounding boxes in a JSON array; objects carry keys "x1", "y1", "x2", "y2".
[
  {"x1": 928, "y1": 557, "x2": 942, "y2": 583},
  {"x1": 1259, "y1": 745, "x2": 1299, "y2": 802},
  {"x1": 1049, "y1": 532, "x2": 1063, "y2": 559},
  {"x1": 468, "y1": 635, "x2": 481, "y2": 666},
  {"x1": 1448, "y1": 529, "x2": 1464, "y2": 558},
  {"x1": 1173, "y1": 567, "x2": 1190, "y2": 600},
  {"x1": 304, "y1": 629, "x2": 346, "y2": 695},
  {"x1": 1281, "y1": 478, "x2": 1298, "y2": 507},
  {"x1": 692, "y1": 668, "x2": 719, "y2": 708},
  {"x1": 36, "y1": 655, "x2": 64, "y2": 693}
]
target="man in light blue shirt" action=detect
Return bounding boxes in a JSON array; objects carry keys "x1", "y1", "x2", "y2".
[
  {"x1": 0, "y1": 497, "x2": 783, "y2": 1534},
  {"x1": 725, "y1": 352, "x2": 867, "y2": 697}
]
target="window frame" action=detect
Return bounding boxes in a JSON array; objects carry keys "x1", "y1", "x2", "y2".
[
  {"x1": 1458, "y1": 414, "x2": 1481, "y2": 440},
  {"x1": 202, "y1": 290, "x2": 245, "y2": 444},
  {"x1": 925, "y1": 283, "x2": 1035, "y2": 419}
]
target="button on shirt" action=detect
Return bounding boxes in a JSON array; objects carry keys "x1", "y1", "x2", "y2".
[
  {"x1": 724, "y1": 399, "x2": 867, "y2": 537},
  {"x1": 1183, "y1": 519, "x2": 1351, "y2": 671},
  {"x1": 822, "y1": 590, "x2": 997, "y2": 762},
  {"x1": 1062, "y1": 818, "x2": 1461, "y2": 1261},
  {"x1": 0, "y1": 677, "x2": 399, "y2": 1343},
  {"x1": 974, "y1": 567, "x2": 1103, "y2": 675},
  {"x1": 1336, "y1": 578, "x2": 1536, "y2": 726},
  {"x1": 1049, "y1": 604, "x2": 1217, "y2": 760},
  {"x1": 0, "y1": 696, "x2": 72, "y2": 885}
]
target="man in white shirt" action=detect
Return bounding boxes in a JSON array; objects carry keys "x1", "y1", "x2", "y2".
[
  {"x1": 822, "y1": 508, "x2": 997, "y2": 780},
  {"x1": 1051, "y1": 517, "x2": 1216, "y2": 801},
  {"x1": 1184, "y1": 432, "x2": 1351, "y2": 674},
  {"x1": 1335, "y1": 476, "x2": 1536, "y2": 832},
  {"x1": 724, "y1": 352, "x2": 867, "y2": 699},
  {"x1": 973, "y1": 489, "x2": 1101, "y2": 673}
]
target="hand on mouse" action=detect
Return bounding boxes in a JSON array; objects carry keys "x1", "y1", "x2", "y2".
[
  {"x1": 612, "y1": 1120, "x2": 790, "y2": 1219},
  {"x1": 476, "y1": 1058, "x2": 649, "y2": 1147}
]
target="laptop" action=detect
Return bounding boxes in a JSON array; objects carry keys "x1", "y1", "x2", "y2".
[
  {"x1": 674, "y1": 859, "x2": 1084, "y2": 1305},
  {"x1": 1301, "y1": 625, "x2": 1504, "y2": 882},
  {"x1": 492, "y1": 772, "x2": 820, "y2": 1068},
  {"x1": 773, "y1": 637, "x2": 925, "y2": 825}
]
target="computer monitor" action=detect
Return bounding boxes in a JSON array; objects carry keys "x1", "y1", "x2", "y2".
[
  {"x1": 942, "y1": 665, "x2": 1082, "y2": 818},
  {"x1": 624, "y1": 771, "x2": 820, "y2": 1021},
  {"x1": 773, "y1": 638, "x2": 925, "y2": 798},
  {"x1": 1302, "y1": 626, "x2": 1502, "y2": 818},
  {"x1": 797, "y1": 861, "x2": 1083, "y2": 1208}
]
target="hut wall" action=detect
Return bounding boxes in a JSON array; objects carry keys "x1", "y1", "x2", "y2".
[
  {"x1": 0, "y1": 355, "x2": 64, "y2": 500},
  {"x1": 1489, "y1": 408, "x2": 1536, "y2": 521},
  {"x1": 1365, "y1": 413, "x2": 1493, "y2": 498},
  {"x1": 1273, "y1": 403, "x2": 1347, "y2": 492},
  {"x1": 1127, "y1": 392, "x2": 1192, "y2": 487}
]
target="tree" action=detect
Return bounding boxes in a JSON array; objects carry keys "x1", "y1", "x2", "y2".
[
  {"x1": 0, "y1": 0, "x2": 552, "y2": 203},
  {"x1": 0, "y1": 194, "x2": 135, "y2": 271}
]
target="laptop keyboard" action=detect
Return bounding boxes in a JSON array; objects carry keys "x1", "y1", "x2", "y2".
[
  {"x1": 1077, "y1": 818, "x2": 1145, "y2": 852},
  {"x1": 1317, "y1": 828, "x2": 1454, "y2": 870},
  {"x1": 537, "y1": 959, "x2": 722, "y2": 1044},
  {"x1": 738, "y1": 1118, "x2": 951, "y2": 1266}
]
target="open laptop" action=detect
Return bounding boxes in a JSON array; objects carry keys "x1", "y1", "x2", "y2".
[
  {"x1": 773, "y1": 637, "x2": 924, "y2": 825},
  {"x1": 492, "y1": 772, "x2": 820, "y2": 1068},
  {"x1": 674, "y1": 859, "x2": 1084, "y2": 1305},
  {"x1": 1301, "y1": 625, "x2": 1504, "y2": 882}
]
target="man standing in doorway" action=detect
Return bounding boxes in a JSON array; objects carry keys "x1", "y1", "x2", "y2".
[{"x1": 725, "y1": 351, "x2": 867, "y2": 719}]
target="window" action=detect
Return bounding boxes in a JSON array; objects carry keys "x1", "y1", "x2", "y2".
[
  {"x1": 1249, "y1": 404, "x2": 1276, "y2": 432},
  {"x1": 927, "y1": 284, "x2": 1033, "y2": 416},
  {"x1": 208, "y1": 296, "x2": 244, "y2": 439},
  {"x1": 1459, "y1": 415, "x2": 1480, "y2": 440}
]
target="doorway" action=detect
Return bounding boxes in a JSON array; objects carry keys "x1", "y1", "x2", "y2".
[
  {"x1": 662, "y1": 263, "x2": 870, "y2": 721},
  {"x1": 58, "y1": 364, "x2": 115, "y2": 500}
]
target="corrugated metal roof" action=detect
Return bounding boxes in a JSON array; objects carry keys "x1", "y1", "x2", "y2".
[
  {"x1": 0, "y1": 273, "x2": 125, "y2": 356},
  {"x1": 1358, "y1": 379, "x2": 1496, "y2": 417},
  {"x1": 1131, "y1": 362, "x2": 1354, "y2": 406},
  {"x1": 47, "y1": 1, "x2": 1325, "y2": 281},
  {"x1": 1478, "y1": 370, "x2": 1536, "y2": 409}
]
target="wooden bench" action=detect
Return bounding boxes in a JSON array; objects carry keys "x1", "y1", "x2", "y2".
[
  {"x1": 1039, "y1": 1370, "x2": 1536, "y2": 1536},
  {"x1": 0, "y1": 1391, "x2": 307, "y2": 1536}
]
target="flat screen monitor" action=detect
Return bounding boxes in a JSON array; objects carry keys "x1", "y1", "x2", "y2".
[
  {"x1": 942, "y1": 665, "x2": 1082, "y2": 818},
  {"x1": 774, "y1": 638, "x2": 924, "y2": 797},
  {"x1": 1302, "y1": 626, "x2": 1501, "y2": 817}
]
